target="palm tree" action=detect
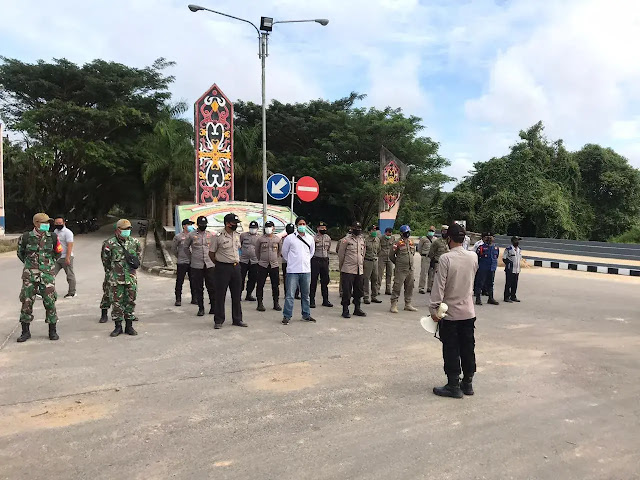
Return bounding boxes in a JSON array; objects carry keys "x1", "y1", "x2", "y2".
[
  {"x1": 142, "y1": 103, "x2": 194, "y2": 226},
  {"x1": 234, "y1": 125, "x2": 265, "y2": 201}
]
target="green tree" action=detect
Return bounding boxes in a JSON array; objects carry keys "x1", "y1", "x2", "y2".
[
  {"x1": 141, "y1": 103, "x2": 194, "y2": 226},
  {"x1": 234, "y1": 125, "x2": 263, "y2": 202},
  {"x1": 0, "y1": 56, "x2": 175, "y2": 223}
]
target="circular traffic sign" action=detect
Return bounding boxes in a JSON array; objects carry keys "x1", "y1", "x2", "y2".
[
  {"x1": 266, "y1": 173, "x2": 291, "y2": 200},
  {"x1": 296, "y1": 176, "x2": 319, "y2": 202}
]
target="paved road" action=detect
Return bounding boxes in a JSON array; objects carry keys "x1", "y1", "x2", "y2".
[
  {"x1": 494, "y1": 235, "x2": 640, "y2": 262},
  {"x1": 1, "y1": 230, "x2": 639, "y2": 479}
]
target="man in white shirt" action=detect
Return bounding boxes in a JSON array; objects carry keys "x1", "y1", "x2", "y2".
[
  {"x1": 429, "y1": 223, "x2": 479, "y2": 399},
  {"x1": 280, "y1": 217, "x2": 315, "y2": 325},
  {"x1": 53, "y1": 215, "x2": 76, "y2": 298},
  {"x1": 503, "y1": 236, "x2": 523, "y2": 303}
]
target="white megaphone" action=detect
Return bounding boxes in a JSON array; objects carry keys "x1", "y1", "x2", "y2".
[{"x1": 420, "y1": 303, "x2": 448, "y2": 335}]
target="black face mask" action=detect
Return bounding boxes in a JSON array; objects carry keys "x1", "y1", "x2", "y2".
[
  {"x1": 352, "y1": 229, "x2": 362, "y2": 236},
  {"x1": 229, "y1": 224, "x2": 238, "y2": 231},
  {"x1": 197, "y1": 224, "x2": 207, "y2": 231},
  {"x1": 318, "y1": 229, "x2": 327, "y2": 235},
  {"x1": 442, "y1": 232, "x2": 448, "y2": 239},
  {"x1": 54, "y1": 225, "x2": 64, "y2": 230},
  {"x1": 513, "y1": 242, "x2": 519, "y2": 247}
]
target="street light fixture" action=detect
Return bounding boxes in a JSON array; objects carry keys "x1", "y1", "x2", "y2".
[{"x1": 188, "y1": 5, "x2": 328, "y2": 225}]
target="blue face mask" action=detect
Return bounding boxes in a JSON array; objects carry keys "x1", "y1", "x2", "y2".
[
  {"x1": 39, "y1": 223, "x2": 50, "y2": 232},
  {"x1": 120, "y1": 229, "x2": 131, "y2": 238},
  {"x1": 187, "y1": 225, "x2": 196, "y2": 233},
  {"x1": 297, "y1": 225, "x2": 306, "y2": 234}
]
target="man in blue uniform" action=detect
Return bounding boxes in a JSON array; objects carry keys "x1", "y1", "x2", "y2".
[{"x1": 474, "y1": 232, "x2": 499, "y2": 306}]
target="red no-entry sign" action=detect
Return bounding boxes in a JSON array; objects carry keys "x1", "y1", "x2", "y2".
[{"x1": 296, "y1": 176, "x2": 319, "y2": 202}]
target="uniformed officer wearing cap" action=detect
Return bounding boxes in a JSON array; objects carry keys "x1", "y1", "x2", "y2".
[
  {"x1": 427, "y1": 225, "x2": 450, "y2": 292},
  {"x1": 186, "y1": 216, "x2": 216, "y2": 316},
  {"x1": 389, "y1": 224, "x2": 418, "y2": 313},
  {"x1": 503, "y1": 236, "x2": 523, "y2": 303},
  {"x1": 337, "y1": 221, "x2": 366, "y2": 318},
  {"x1": 255, "y1": 221, "x2": 282, "y2": 312},
  {"x1": 240, "y1": 220, "x2": 260, "y2": 301},
  {"x1": 474, "y1": 232, "x2": 499, "y2": 306},
  {"x1": 209, "y1": 213, "x2": 247, "y2": 328},
  {"x1": 377, "y1": 227, "x2": 396, "y2": 296},
  {"x1": 16, "y1": 212, "x2": 63, "y2": 342},
  {"x1": 310, "y1": 221, "x2": 333, "y2": 308},
  {"x1": 172, "y1": 219, "x2": 197, "y2": 306},
  {"x1": 363, "y1": 224, "x2": 382, "y2": 305}
]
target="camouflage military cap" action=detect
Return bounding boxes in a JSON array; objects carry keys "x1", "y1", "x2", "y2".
[
  {"x1": 33, "y1": 213, "x2": 50, "y2": 224},
  {"x1": 117, "y1": 219, "x2": 132, "y2": 229}
]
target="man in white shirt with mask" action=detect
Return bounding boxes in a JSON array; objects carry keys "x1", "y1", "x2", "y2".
[
  {"x1": 53, "y1": 215, "x2": 76, "y2": 298},
  {"x1": 281, "y1": 217, "x2": 315, "y2": 325}
]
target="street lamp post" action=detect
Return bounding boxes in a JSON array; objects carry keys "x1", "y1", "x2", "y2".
[{"x1": 188, "y1": 4, "x2": 328, "y2": 225}]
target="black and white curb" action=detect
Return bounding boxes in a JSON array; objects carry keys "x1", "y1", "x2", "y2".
[{"x1": 529, "y1": 259, "x2": 640, "y2": 277}]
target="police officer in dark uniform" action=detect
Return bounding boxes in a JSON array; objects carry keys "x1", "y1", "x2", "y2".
[
  {"x1": 240, "y1": 220, "x2": 259, "y2": 301},
  {"x1": 474, "y1": 232, "x2": 500, "y2": 306},
  {"x1": 310, "y1": 221, "x2": 333, "y2": 308},
  {"x1": 209, "y1": 214, "x2": 247, "y2": 328}
]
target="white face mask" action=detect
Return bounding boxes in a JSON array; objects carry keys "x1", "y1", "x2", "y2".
[
  {"x1": 249, "y1": 228, "x2": 257, "y2": 234},
  {"x1": 264, "y1": 227, "x2": 273, "y2": 235}
]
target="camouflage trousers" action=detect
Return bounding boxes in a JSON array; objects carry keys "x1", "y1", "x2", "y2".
[
  {"x1": 100, "y1": 274, "x2": 111, "y2": 310},
  {"x1": 110, "y1": 281, "x2": 137, "y2": 323},
  {"x1": 19, "y1": 269, "x2": 58, "y2": 324}
]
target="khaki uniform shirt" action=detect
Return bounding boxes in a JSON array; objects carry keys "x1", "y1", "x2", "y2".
[
  {"x1": 210, "y1": 230, "x2": 241, "y2": 264},
  {"x1": 337, "y1": 234, "x2": 365, "y2": 275},
  {"x1": 379, "y1": 234, "x2": 396, "y2": 261},
  {"x1": 313, "y1": 233, "x2": 332, "y2": 259},
  {"x1": 429, "y1": 247, "x2": 478, "y2": 321},
  {"x1": 239, "y1": 232, "x2": 259, "y2": 264},
  {"x1": 173, "y1": 232, "x2": 192, "y2": 265},
  {"x1": 187, "y1": 230, "x2": 216, "y2": 269},
  {"x1": 417, "y1": 236, "x2": 434, "y2": 256},
  {"x1": 256, "y1": 234, "x2": 282, "y2": 268},
  {"x1": 364, "y1": 236, "x2": 381, "y2": 260},
  {"x1": 390, "y1": 238, "x2": 416, "y2": 270},
  {"x1": 428, "y1": 237, "x2": 449, "y2": 263}
]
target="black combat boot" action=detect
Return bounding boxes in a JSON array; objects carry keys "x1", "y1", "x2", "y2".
[
  {"x1": 488, "y1": 297, "x2": 500, "y2": 305},
  {"x1": 461, "y1": 376, "x2": 474, "y2": 396},
  {"x1": 342, "y1": 305, "x2": 351, "y2": 318},
  {"x1": 433, "y1": 376, "x2": 464, "y2": 399},
  {"x1": 124, "y1": 320, "x2": 138, "y2": 336},
  {"x1": 257, "y1": 300, "x2": 266, "y2": 312},
  {"x1": 110, "y1": 321, "x2": 123, "y2": 337},
  {"x1": 503, "y1": 296, "x2": 513, "y2": 303},
  {"x1": 48, "y1": 323, "x2": 59, "y2": 341},
  {"x1": 475, "y1": 295, "x2": 482, "y2": 305},
  {"x1": 17, "y1": 322, "x2": 31, "y2": 343},
  {"x1": 99, "y1": 309, "x2": 108, "y2": 323},
  {"x1": 322, "y1": 299, "x2": 333, "y2": 307},
  {"x1": 245, "y1": 294, "x2": 256, "y2": 301},
  {"x1": 353, "y1": 302, "x2": 367, "y2": 317},
  {"x1": 175, "y1": 295, "x2": 181, "y2": 307},
  {"x1": 197, "y1": 306, "x2": 205, "y2": 316},
  {"x1": 273, "y1": 298, "x2": 282, "y2": 311}
]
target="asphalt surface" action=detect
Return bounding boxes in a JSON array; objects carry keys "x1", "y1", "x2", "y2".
[
  {"x1": 494, "y1": 235, "x2": 640, "y2": 262},
  {"x1": 1, "y1": 229, "x2": 639, "y2": 480}
]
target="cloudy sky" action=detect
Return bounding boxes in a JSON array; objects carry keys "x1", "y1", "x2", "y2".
[{"x1": 2, "y1": 0, "x2": 640, "y2": 189}]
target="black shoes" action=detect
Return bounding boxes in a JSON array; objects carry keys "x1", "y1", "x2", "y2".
[
  {"x1": 385, "y1": 290, "x2": 391, "y2": 295},
  {"x1": 49, "y1": 323, "x2": 59, "y2": 341},
  {"x1": 17, "y1": 322, "x2": 31, "y2": 343},
  {"x1": 504, "y1": 297, "x2": 513, "y2": 303},
  {"x1": 99, "y1": 309, "x2": 109, "y2": 323},
  {"x1": 282, "y1": 318, "x2": 290, "y2": 325},
  {"x1": 511, "y1": 297, "x2": 521, "y2": 302},
  {"x1": 475, "y1": 295, "x2": 482, "y2": 305},
  {"x1": 245, "y1": 295, "x2": 256, "y2": 302},
  {"x1": 342, "y1": 306, "x2": 351, "y2": 318},
  {"x1": 488, "y1": 298, "x2": 500, "y2": 305},
  {"x1": 233, "y1": 321, "x2": 248, "y2": 327},
  {"x1": 433, "y1": 377, "x2": 463, "y2": 399},
  {"x1": 64, "y1": 292, "x2": 76, "y2": 298},
  {"x1": 310, "y1": 300, "x2": 316, "y2": 308},
  {"x1": 124, "y1": 320, "x2": 137, "y2": 336},
  {"x1": 209, "y1": 306, "x2": 215, "y2": 315},
  {"x1": 419, "y1": 289, "x2": 425, "y2": 294},
  {"x1": 302, "y1": 316, "x2": 316, "y2": 323},
  {"x1": 191, "y1": 298, "x2": 198, "y2": 305},
  {"x1": 110, "y1": 321, "x2": 123, "y2": 337},
  {"x1": 371, "y1": 298, "x2": 382, "y2": 304},
  {"x1": 214, "y1": 323, "x2": 222, "y2": 329},
  {"x1": 322, "y1": 301, "x2": 333, "y2": 307},
  {"x1": 175, "y1": 296, "x2": 181, "y2": 306},
  {"x1": 197, "y1": 306, "x2": 205, "y2": 317},
  {"x1": 461, "y1": 378, "x2": 474, "y2": 396},
  {"x1": 363, "y1": 299, "x2": 371, "y2": 305},
  {"x1": 353, "y1": 307, "x2": 367, "y2": 317},
  {"x1": 273, "y1": 302, "x2": 282, "y2": 311},
  {"x1": 257, "y1": 301, "x2": 266, "y2": 312}
]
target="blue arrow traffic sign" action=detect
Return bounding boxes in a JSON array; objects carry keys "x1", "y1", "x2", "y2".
[{"x1": 266, "y1": 173, "x2": 291, "y2": 200}]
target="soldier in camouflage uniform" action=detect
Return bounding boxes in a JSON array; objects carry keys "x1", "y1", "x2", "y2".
[
  {"x1": 99, "y1": 233, "x2": 113, "y2": 323},
  {"x1": 16, "y1": 212, "x2": 63, "y2": 342},
  {"x1": 363, "y1": 225, "x2": 382, "y2": 304},
  {"x1": 101, "y1": 219, "x2": 142, "y2": 337}
]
